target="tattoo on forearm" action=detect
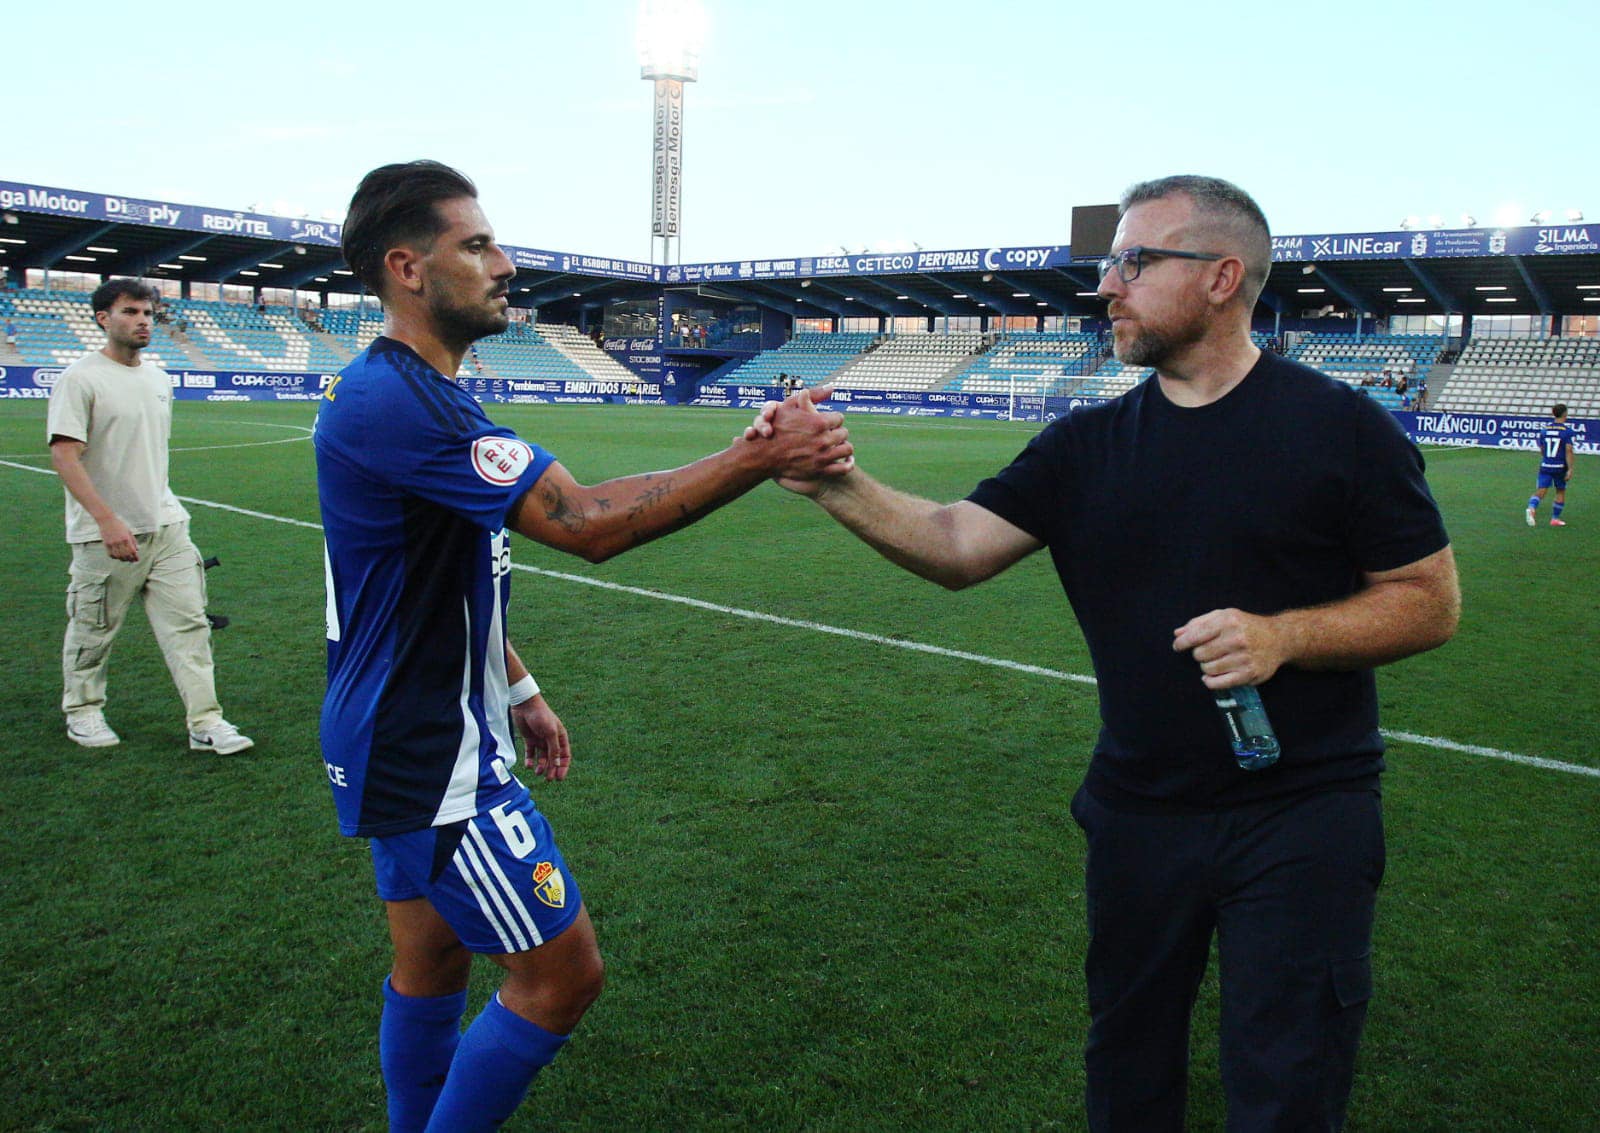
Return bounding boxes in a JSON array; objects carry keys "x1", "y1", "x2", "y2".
[
  {"x1": 541, "y1": 482, "x2": 587, "y2": 533},
  {"x1": 626, "y1": 480, "x2": 674, "y2": 523}
]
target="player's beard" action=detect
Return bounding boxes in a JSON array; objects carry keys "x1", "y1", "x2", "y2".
[
  {"x1": 430, "y1": 288, "x2": 509, "y2": 349},
  {"x1": 1112, "y1": 297, "x2": 1208, "y2": 369}
]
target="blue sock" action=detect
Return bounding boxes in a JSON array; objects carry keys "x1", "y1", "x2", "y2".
[
  {"x1": 424, "y1": 993, "x2": 569, "y2": 1132},
  {"x1": 380, "y1": 977, "x2": 467, "y2": 1133},
  {"x1": 1553, "y1": 502, "x2": 1565, "y2": 519},
  {"x1": 1528, "y1": 496, "x2": 1541, "y2": 512}
]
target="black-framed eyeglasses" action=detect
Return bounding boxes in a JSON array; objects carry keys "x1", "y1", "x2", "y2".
[{"x1": 1097, "y1": 245, "x2": 1224, "y2": 284}]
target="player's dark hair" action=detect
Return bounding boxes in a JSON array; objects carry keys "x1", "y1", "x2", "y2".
[
  {"x1": 1120, "y1": 174, "x2": 1272, "y2": 308},
  {"x1": 1552, "y1": 403, "x2": 1567, "y2": 418},
  {"x1": 341, "y1": 160, "x2": 478, "y2": 298},
  {"x1": 91, "y1": 279, "x2": 158, "y2": 314}
]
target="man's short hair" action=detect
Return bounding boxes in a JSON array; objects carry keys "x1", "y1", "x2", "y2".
[
  {"x1": 1120, "y1": 175, "x2": 1272, "y2": 309},
  {"x1": 91, "y1": 279, "x2": 158, "y2": 314},
  {"x1": 1553, "y1": 403, "x2": 1567, "y2": 418},
  {"x1": 341, "y1": 160, "x2": 479, "y2": 297}
]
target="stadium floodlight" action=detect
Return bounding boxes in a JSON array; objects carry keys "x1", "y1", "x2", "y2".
[{"x1": 639, "y1": 0, "x2": 707, "y2": 266}]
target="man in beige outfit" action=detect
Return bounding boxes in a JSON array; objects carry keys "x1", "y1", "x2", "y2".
[{"x1": 46, "y1": 279, "x2": 252, "y2": 754}]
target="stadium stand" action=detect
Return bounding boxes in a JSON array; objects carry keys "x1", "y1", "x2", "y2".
[
  {"x1": 166, "y1": 298, "x2": 349, "y2": 372},
  {"x1": 0, "y1": 290, "x2": 653, "y2": 385},
  {"x1": 829, "y1": 332, "x2": 985, "y2": 391},
  {"x1": 716, "y1": 331, "x2": 876, "y2": 386},
  {"x1": 1081, "y1": 357, "x2": 1152, "y2": 398},
  {"x1": 0, "y1": 289, "x2": 180, "y2": 369},
  {"x1": 944, "y1": 331, "x2": 1104, "y2": 396},
  {"x1": 1434, "y1": 336, "x2": 1600, "y2": 417},
  {"x1": 534, "y1": 322, "x2": 645, "y2": 384},
  {"x1": 1288, "y1": 333, "x2": 1444, "y2": 387}
]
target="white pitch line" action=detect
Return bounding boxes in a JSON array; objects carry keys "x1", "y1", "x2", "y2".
[
  {"x1": 1, "y1": 420, "x2": 312, "y2": 461},
  {"x1": 3, "y1": 456, "x2": 1594, "y2": 780},
  {"x1": 514, "y1": 564, "x2": 1098, "y2": 685}
]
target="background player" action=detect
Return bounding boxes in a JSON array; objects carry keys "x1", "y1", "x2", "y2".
[
  {"x1": 317, "y1": 160, "x2": 852, "y2": 1132},
  {"x1": 46, "y1": 279, "x2": 253, "y2": 754},
  {"x1": 1526, "y1": 403, "x2": 1576, "y2": 526}
]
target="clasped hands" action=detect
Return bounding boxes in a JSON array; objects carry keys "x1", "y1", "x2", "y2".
[{"x1": 740, "y1": 384, "x2": 855, "y2": 492}]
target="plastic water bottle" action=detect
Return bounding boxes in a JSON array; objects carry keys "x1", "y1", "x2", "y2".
[{"x1": 1213, "y1": 684, "x2": 1281, "y2": 771}]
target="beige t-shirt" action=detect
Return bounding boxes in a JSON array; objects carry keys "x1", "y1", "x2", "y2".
[{"x1": 46, "y1": 351, "x2": 190, "y2": 544}]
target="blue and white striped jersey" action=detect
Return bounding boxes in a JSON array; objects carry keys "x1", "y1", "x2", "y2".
[{"x1": 314, "y1": 337, "x2": 555, "y2": 837}]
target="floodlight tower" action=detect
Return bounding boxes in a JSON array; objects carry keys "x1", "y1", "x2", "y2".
[{"x1": 638, "y1": 0, "x2": 706, "y2": 265}]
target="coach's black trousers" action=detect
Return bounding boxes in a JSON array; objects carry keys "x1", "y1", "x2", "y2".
[{"x1": 1070, "y1": 784, "x2": 1384, "y2": 1133}]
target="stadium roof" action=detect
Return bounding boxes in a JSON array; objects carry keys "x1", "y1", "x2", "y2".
[{"x1": 4, "y1": 178, "x2": 1598, "y2": 322}]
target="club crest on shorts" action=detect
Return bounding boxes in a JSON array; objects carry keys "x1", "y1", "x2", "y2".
[
  {"x1": 471, "y1": 436, "x2": 533, "y2": 486},
  {"x1": 531, "y1": 861, "x2": 566, "y2": 909}
]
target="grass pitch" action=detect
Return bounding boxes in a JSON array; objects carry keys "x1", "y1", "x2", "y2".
[{"x1": 0, "y1": 401, "x2": 1595, "y2": 1131}]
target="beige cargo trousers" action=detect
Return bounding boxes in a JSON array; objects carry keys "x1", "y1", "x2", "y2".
[{"x1": 63, "y1": 521, "x2": 223, "y2": 732}]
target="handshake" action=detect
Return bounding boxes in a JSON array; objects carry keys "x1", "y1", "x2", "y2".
[{"x1": 737, "y1": 383, "x2": 856, "y2": 493}]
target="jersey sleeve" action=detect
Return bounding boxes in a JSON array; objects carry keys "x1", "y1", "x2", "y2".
[
  {"x1": 965, "y1": 418, "x2": 1070, "y2": 543},
  {"x1": 1343, "y1": 396, "x2": 1450, "y2": 572},
  {"x1": 366, "y1": 369, "x2": 556, "y2": 532},
  {"x1": 45, "y1": 368, "x2": 92, "y2": 445}
]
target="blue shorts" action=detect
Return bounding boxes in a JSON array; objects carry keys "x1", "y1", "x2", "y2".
[
  {"x1": 370, "y1": 789, "x2": 583, "y2": 954},
  {"x1": 1536, "y1": 470, "x2": 1568, "y2": 491}
]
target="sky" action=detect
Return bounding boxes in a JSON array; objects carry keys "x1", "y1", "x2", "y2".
[{"x1": 8, "y1": 0, "x2": 1596, "y2": 265}]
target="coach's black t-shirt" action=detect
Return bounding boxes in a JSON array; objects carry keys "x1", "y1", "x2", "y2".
[{"x1": 967, "y1": 350, "x2": 1449, "y2": 812}]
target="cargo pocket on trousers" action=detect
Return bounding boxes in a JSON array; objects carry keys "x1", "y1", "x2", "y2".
[
  {"x1": 1319, "y1": 951, "x2": 1374, "y2": 1105},
  {"x1": 67, "y1": 572, "x2": 112, "y2": 631}
]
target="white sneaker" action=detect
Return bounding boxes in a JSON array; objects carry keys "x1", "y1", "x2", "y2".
[
  {"x1": 1526, "y1": 507, "x2": 1536, "y2": 526},
  {"x1": 189, "y1": 719, "x2": 255, "y2": 754},
  {"x1": 67, "y1": 713, "x2": 121, "y2": 748}
]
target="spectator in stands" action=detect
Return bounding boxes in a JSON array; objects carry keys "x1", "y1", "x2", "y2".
[
  {"x1": 4, "y1": 317, "x2": 16, "y2": 346},
  {"x1": 45, "y1": 279, "x2": 254, "y2": 755},
  {"x1": 317, "y1": 159, "x2": 853, "y2": 1133},
  {"x1": 1526, "y1": 403, "x2": 1577, "y2": 527},
  {"x1": 750, "y1": 173, "x2": 1458, "y2": 1131}
]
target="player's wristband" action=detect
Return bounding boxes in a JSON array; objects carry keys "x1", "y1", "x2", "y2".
[{"x1": 508, "y1": 674, "x2": 540, "y2": 706}]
